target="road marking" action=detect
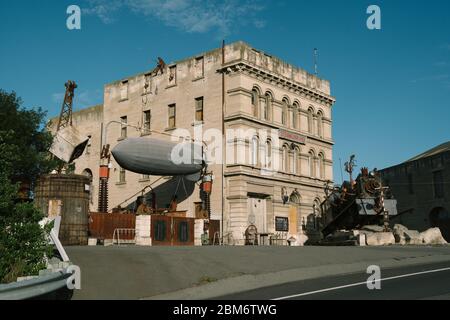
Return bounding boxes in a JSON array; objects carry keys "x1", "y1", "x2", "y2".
[{"x1": 273, "y1": 266, "x2": 450, "y2": 300}]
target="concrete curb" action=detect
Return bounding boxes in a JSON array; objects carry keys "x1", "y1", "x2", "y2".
[{"x1": 143, "y1": 254, "x2": 450, "y2": 300}]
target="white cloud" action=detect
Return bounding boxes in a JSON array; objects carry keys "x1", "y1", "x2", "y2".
[
  {"x1": 83, "y1": 0, "x2": 266, "y2": 36},
  {"x1": 82, "y1": 0, "x2": 123, "y2": 24}
]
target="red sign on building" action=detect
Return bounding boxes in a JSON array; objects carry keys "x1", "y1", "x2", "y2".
[{"x1": 279, "y1": 129, "x2": 307, "y2": 144}]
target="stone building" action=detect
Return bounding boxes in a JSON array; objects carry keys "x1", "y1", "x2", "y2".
[
  {"x1": 379, "y1": 142, "x2": 450, "y2": 241},
  {"x1": 54, "y1": 41, "x2": 336, "y2": 244}
]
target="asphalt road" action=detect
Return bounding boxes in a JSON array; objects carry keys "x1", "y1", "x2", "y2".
[
  {"x1": 217, "y1": 261, "x2": 450, "y2": 300},
  {"x1": 66, "y1": 246, "x2": 450, "y2": 300}
]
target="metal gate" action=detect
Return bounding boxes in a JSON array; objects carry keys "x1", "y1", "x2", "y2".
[{"x1": 151, "y1": 216, "x2": 195, "y2": 246}]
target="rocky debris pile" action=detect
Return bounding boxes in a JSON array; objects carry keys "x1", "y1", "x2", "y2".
[{"x1": 324, "y1": 224, "x2": 448, "y2": 246}]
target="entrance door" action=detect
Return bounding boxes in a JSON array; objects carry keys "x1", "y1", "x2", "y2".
[
  {"x1": 249, "y1": 198, "x2": 267, "y2": 234},
  {"x1": 151, "y1": 216, "x2": 195, "y2": 246}
]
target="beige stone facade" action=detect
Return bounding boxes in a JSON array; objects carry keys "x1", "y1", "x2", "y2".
[{"x1": 58, "y1": 41, "x2": 336, "y2": 244}]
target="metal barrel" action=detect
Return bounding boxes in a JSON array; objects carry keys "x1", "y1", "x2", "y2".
[{"x1": 35, "y1": 174, "x2": 91, "y2": 246}]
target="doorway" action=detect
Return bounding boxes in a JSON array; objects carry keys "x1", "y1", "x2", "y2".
[{"x1": 248, "y1": 197, "x2": 267, "y2": 234}]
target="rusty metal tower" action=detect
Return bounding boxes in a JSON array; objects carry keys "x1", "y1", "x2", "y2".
[{"x1": 56, "y1": 80, "x2": 77, "y2": 131}]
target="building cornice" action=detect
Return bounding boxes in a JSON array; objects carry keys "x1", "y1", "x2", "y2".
[{"x1": 218, "y1": 60, "x2": 336, "y2": 108}]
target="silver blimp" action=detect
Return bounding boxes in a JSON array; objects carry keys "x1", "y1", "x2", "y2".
[{"x1": 111, "y1": 137, "x2": 205, "y2": 179}]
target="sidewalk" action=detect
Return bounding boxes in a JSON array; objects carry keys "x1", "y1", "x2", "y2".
[{"x1": 66, "y1": 245, "x2": 450, "y2": 300}]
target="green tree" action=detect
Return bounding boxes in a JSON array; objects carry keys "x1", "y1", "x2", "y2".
[{"x1": 0, "y1": 90, "x2": 56, "y2": 283}]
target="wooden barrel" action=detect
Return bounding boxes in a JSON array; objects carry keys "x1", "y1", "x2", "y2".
[{"x1": 35, "y1": 174, "x2": 91, "y2": 246}]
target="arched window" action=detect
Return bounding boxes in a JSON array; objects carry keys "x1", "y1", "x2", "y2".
[
  {"x1": 282, "y1": 145, "x2": 289, "y2": 172},
  {"x1": 82, "y1": 169, "x2": 93, "y2": 180},
  {"x1": 251, "y1": 87, "x2": 260, "y2": 118},
  {"x1": 264, "y1": 92, "x2": 272, "y2": 121},
  {"x1": 251, "y1": 136, "x2": 259, "y2": 166},
  {"x1": 317, "y1": 110, "x2": 324, "y2": 138},
  {"x1": 292, "y1": 147, "x2": 299, "y2": 175},
  {"x1": 308, "y1": 150, "x2": 315, "y2": 177},
  {"x1": 282, "y1": 98, "x2": 289, "y2": 126},
  {"x1": 318, "y1": 153, "x2": 325, "y2": 179},
  {"x1": 265, "y1": 140, "x2": 272, "y2": 169},
  {"x1": 292, "y1": 102, "x2": 300, "y2": 130},
  {"x1": 307, "y1": 108, "x2": 314, "y2": 134}
]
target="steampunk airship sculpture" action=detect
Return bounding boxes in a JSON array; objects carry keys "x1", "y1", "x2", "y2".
[
  {"x1": 320, "y1": 156, "x2": 398, "y2": 237},
  {"x1": 112, "y1": 137, "x2": 206, "y2": 181}
]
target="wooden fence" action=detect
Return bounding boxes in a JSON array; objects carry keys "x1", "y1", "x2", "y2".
[{"x1": 89, "y1": 213, "x2": 136, "y2": 240}]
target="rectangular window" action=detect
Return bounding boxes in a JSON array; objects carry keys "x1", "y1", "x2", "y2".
[
  {"x1": 194, "y1": 56, "x2": 204, "y2": 78},
  {"x1": 168, "y1": 65, "x2": 177, "y2": 86},
  {"x1": 142, "y1": 174, "x2": 150, "y2": 181},
  {"x1": 119, "y1": 167, "x2": 126, "y2": 183},
  {"x1": 168, "y1": 104, "x2": 176, "y2": 129},
  {"x1": 143, "y1": 110, "x2": 151, "y2": 134},
  {"x1": 120, "y1": 116, "x2": 127, "y2": 139},
  {"x1": 433, "y1": 170, "x2": 444, "y2": 199},
  {"x1": 275, "y1": 217, "x2": 289, "y2": 232},
  {"x1": 120, "y1": 80, "x2": 128, "y2": 100},
  {"x1": 195, "y1": 97, "x2": 204, "y2": 122}
]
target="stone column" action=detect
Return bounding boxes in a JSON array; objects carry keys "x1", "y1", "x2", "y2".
[{"x1": 135, "y1": 215, "x2": 152, "y2": 246}]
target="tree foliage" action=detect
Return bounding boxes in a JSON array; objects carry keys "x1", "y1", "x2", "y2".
[
  {"x1": 0, "y1": 90, "x2": 58, "y2": 183},
  {"x1": 0, "y1": 90, "x2": 56, "y2": 283}
]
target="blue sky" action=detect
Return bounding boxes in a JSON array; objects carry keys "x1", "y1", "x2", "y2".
[{"x1": 1, "y1": 0, "x2": 449, "y2": 183}]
